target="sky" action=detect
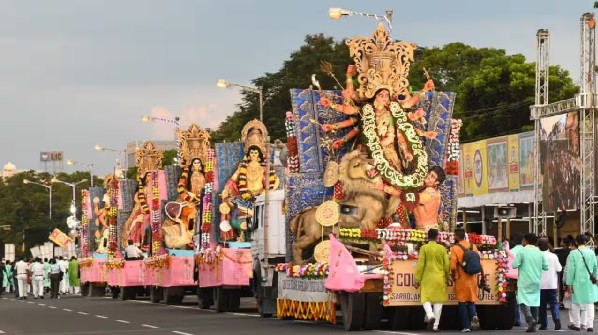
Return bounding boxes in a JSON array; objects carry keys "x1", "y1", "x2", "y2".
[{"x1": 1, "y1": 0, "x2": 595, "y2": 176}]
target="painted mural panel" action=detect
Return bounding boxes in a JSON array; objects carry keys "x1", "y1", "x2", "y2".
[
  {"x1": 486, "y1": 137, "x2": 508, "y2": 193},
  {"x1": 518, "y1": 133, "x2": 534, "y2": 189},
  {"x1": 507, "y1": 134, "x2": 520, "y2": 191}
]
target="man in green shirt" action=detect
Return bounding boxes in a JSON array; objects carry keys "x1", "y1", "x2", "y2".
[
  {"x1": 565, "y1": 235, "x2": 598, "y2": 331},
  {"x1": 512, "y1": 233, "x2": 548, "y2": 333}
]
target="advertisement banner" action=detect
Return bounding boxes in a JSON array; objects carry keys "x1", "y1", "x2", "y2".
[
  {"x1": 387, "y1": 259, "x2": 499, "y2": 306},
  {"x1": 278, "y1": 273, "x2": 330, "y2": 303},
  {"x1": 470, "y1": 140, "x2": 488, "y2": 196},
  {"x1": 518, "y1": 133, "x2": 534, "y2": 189},
  {"x1": 458, "y1": 144, "x2": 465, "y2": 196},
  {"x1": 507, "y1": 135, "x2": 520, "y2": 191},
  {"x1": 487, "y1": 137, "x2": 509, "y2": 193},
  {"x1": 540, "y1": 113, "x2": 580, "y2": 211},
  {"x1": 49, "y1": 228, "x2": 73, "y2": 247},
  {"x1": 462, "y1": 143, "x2": 474, "y2": 196}
]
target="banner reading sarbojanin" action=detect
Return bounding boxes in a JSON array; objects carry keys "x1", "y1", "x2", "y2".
[
  {"x1": 49, "y1": 228, "x2": 73, "y2": 247},
  {"x1": 387, "y1": 259, "x2": 499, "y2": 306}
]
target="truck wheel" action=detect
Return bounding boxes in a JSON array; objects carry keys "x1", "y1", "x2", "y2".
[
  {"x1": 339, "y1": 292, "x2": 365, "y2": 331},
  {"x1": 363, "y1": 293, "x2": 382, "y2": 330},
  {"x1": 90, "y1": 284, "x2": 106, "y2": 297},
  {"x1": 120, "y1": 287, "x2": 128, "y2": 300},
  {"x1": 163, "y1": 288, "x2": 183, "y2": 305},
  {"x1": 198, "y1": 288, "x2": 212, "y2": 309},
  {"x1": 213, "y1": 287, "x2": 229, "y2": 313},
  {"x1": 150, "y1": 287, "x2": 162, "y2": 303},
  {"x1": 80, "y1": 283, "x2": 90, "y2": 296},
  {"x1": 496, "y1": 292, "x2": 516, "y2": 330},
  {"x1": 228, "y1": 289, "x2": 241, "y2": 312}
]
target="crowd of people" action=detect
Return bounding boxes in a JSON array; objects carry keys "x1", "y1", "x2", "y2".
[
  {"x1": 0, "y1": 256, "x2": 80, "y2": 299},
  {"x1": 414, "y1": 229, "x2": 598, "y2": 333}
]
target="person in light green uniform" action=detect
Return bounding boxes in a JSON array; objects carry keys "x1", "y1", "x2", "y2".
[
  {"x1": 3, "y1": 261, "x2": 13, "y2": 293},
  {"x1": 565, "y1": 235, "x2": 598, "y2": 331},
  {"x1": 512, "y1": 233, "x2": 548, "y2": 333},
  {"x1": 415, "y1": 229, "x2": 450, "y2": 331},
  {"x1": 68, "y1": 257, "x2": 80, "y2": 294},
  {"x1": 43, "y1": 258, "x2": 51, "y2": 293}
]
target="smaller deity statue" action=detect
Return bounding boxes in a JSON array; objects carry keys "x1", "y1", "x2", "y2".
[
  {"x1": 93, "y1": 194, "x2": 110, "y2": 253},
  {"x1": 412, "y1": 166, "x2": 446, "y2": 230},
  {"x1": 219, "y1": 120, "x2": 279, "y2": 242}
]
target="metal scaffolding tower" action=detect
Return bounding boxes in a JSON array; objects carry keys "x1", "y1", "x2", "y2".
[
  {"x1": 531, "y1": 13, "x2": 596, "y2": 240},
  {"x1": 579, "y1": 13, "x2": 596, "y2": 241},
  {"x1": 533, "y1": 29, "x2": 550, "y2": 236}
]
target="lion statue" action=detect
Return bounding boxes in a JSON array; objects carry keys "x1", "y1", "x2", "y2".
[{"x1": 290, "y1": 150, "x2": 400, "y2": 264}]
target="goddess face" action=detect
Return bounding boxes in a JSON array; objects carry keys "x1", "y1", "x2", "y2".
[
  {"x1": 191, "y1": 158, "x2": 203, "y2": 172},
  {"x1": 374, "y1": 89, "x2": 390, "y2": 109},
  {"x1": 249, "y1": 149, "x2": 261, "y2": 162}
]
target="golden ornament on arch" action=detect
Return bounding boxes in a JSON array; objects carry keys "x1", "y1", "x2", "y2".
[{"x1": 315, "y1": 201, "x2": 340, "y2": 227}]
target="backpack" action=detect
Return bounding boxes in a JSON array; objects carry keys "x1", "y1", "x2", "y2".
[{"x1": 456, "y1": 243, "x2": 482, "y2": 275}]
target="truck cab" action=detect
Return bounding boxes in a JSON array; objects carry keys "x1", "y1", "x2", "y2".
[{"x1": 251, "y1": 189, "x2": 286, "y2": 317}]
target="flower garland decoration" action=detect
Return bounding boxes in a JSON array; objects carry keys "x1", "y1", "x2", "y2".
[
  {"x1": 382, "y1": 244, "x2": 393, "y2": 305},
  {"x1": 200, "y1": 149, "x2": 215, "y2": 248},
  {"x1": 275, "y1": 262, "x2": 329, "y2": 279},
  {"x1": 150, "y1": 171, "x2": 161, "y2": 255},
  {"x1": 445, "y1": 118, "x2": 462, "y2": 176},
  {"x1": 362, "y1": 102, "x2": 428, "y2": 188},
  {"x1": 144, "y1": 254, "x2": 171, "y2": 269},
  {"x1": 197, "y1": 245, "x2": 221, "y2": 265},
  {"x1": 77, "y1": 257, "x2": 94, "y2": 268},
  {"x1": 285, "y1": 111, "x2": 299, "y2": 172},
  {"x1": 496, "y1": 249, "x2": 509, "y2": 303},
  {"x1": 106, "y1": 257, "x2": 125, "y2": 270},
  {"x1": 108, "y1": 178, "x2": 119, "y2": 259},
  {"x1": 81, "y1": 190, "x2": 90, "y2": 257}
]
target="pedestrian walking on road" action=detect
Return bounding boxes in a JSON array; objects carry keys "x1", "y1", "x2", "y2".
[
  {"x1": 15, "y1": 258, "x2": 29, "y2": 299},
  {"x1": 3, "y1": 260, "x2": 14, "y2": 294},
  {"x1": 556, "y1": 237, "x2": 573, "y2": 306},
  {"x1": 49, "y1": 258, "x2": 61, "y2": 299},
  {"x1": 450, "y1": 228, "x2": 481, "y2": 332},
  {"x1": 43, "y1": 258, "x2": 51, "y2": 294},
  {"x1": 30, "y1": 258, "x2": 45, "y2": 299},
  {"x1": 510, "y1": 232, "x2": 525, "y2": 327},
  {"x1": 68, "y1": 256, "x2": 80, "y2": 295},
  {"x1": 512, "y1": 233, "x2": 548, "y2": 333},
  {"x1": 58, "y1": 256, "x2": 69, "y2": 295},
  {"x1": 415, "y1": 228, "x2": 450, "y2": 331},
  {"x1": 537, "y1": 238, "x2": 562, "y2": 330},
  {"x1": 565, "y1": 235, "x2": 598, "y2": 331}
]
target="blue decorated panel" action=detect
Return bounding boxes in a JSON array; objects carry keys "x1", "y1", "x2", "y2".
[
  {"x1": 88, "y1": 186, "x2": 106, "y2": 249},
  {"x1": 118, "y1": 179, "x2": 137, "y2": 212},
  {"x1": 212, "y1": 142, "x2": 245, "y2": 241},
  {"x1": 439, "y1": 175, "x2": 458, "y2": 229},
  {"x1": 414, "y1": 91, "x2": 456, "y2": 168},
  {"x1": 164, "y1": 165, "x2": 180, "y2": 201},
  {"x1": 284, "y1": 172, "x2": 326, "y2": 261}
]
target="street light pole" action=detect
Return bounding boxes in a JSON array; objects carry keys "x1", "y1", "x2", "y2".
[
  {"x1": 217, "y1": 79, "x2": 264, "y2": 122},
  {"x1": 67, "y1": 160, "x2": 94, "y2": 187},
  {"x1": 51, "y1": 178, "x2": 87, "y2": 217},
  {"x1": 140, "y1": 116, "x2": 181, "y2": 163},
  {"x1": 95, "y1": 145, "x2": 128, "y2": 176},
  {"x1": 22, "y1": 179, "x2": 52, "y2": 219},
  {"x1": 329, "y1": 8, "x2": 394, "y2": 34}
]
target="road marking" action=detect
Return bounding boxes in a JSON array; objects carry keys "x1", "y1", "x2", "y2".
[
  {"x1": 172, "y1": 331, "x2": 193, "y2": 335},
  {"x1": 27, "y1": 301, "x2": 34, "y2": 304},
  {"x1": 170, "y1": 305, "x2": 197, "y2": 310},
  {"x1": 95, "y1": 315, "x2": 108, "y2": 319},
  {"x1": 231, "y1": 312, "x2": 259, "y2": 318},
  {"x1": 0, "y1": 330, "x2": 6, "y2": 333},
  {"x1": 142, "y1": 324, "x2": 159, "y2": 329},
  {"x1": 63, "y1": 308, "x2": 72, "y2": 312},
  {"x1": 77, "y1": 311, "x2": 89, "y2": 315},
  {"x1": 115, "y1": 320, "x2": 130, "y2": 324},
  {"x1": 375, "y1": 331, "x2": 421, "y2": 335},
  {"x1": 9, "y1": 299, "x2": 14, "y2": 301},
  {"x1": 2, "y1": 297, "x2": 7, "y2": 300},
  {"x1": 48, "y1": 306, "x2": 57, "y2": 309},
  {"x1": 133, "y1": 300, "x2": 152, "y2": 304},
  {"x1": 38, "y1": 303, "x2": 46, "y2": 306}
]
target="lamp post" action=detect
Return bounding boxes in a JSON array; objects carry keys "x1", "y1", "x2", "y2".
[
  {"x1": 217, "y1": 79, "x2": 264, "y2": 122},
  {"x1": 95, "y1": 144, "x2": 128, "y2": 175},
  {"x1": 51, "y1": 178, "x2": 87, "y2": 217},
  {"x1": 22, "y1": 179, "x2": 53, "y2": 219},
  {"x1": 141, "y1": 115, "x2": 181, "y2": 163},
  {"x1": 328, "y1": 7, "x2": 393, "y2": 33},
  {"x1": 66, "y1": 160, "x2": 94, "y2": 187}
]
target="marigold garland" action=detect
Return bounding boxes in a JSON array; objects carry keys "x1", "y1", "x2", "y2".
[
  {"x1": 276, "y1": 299, "x2": 336, "y2": 324},
  {"x1": 81, "y1": 190, "x2": 90, "y2": 257},
  {"x1": 108, "y1": 178, "x2": 119, "y2": 259},
  {"x1": 106, "y1": 258, "x2": 125, "y2": 270},
  {"x1": 150, "y1": 171, "x2": 161, "y2": 254},
  {"x1": 77, "y1": 257, "x2": 94, "y2": 268},
  {"x1": 144, "y1": 254, "x2": 171, "y2": 269},
  {"x1": 275, "y1": 262, "x2": 329, "y2": 279}
]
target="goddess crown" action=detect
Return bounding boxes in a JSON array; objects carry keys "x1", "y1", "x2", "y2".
[
  {"x1": 178, "y1": 123, "x2": 211, "y2": 166},
  {"x1": 241, "y1": 119, "x2": 268, "y2": 154},
  {"x1": 346, "y1": 23, "x2": 416, "y2": 101},
  {"x1": 136, "y1": 141, "x2": 163, "y2": 179}
]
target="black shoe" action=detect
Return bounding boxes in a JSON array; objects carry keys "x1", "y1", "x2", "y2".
[
  {"x1": 527, "y1": 322, "x2": 536, "y2": 332},
  {"x1": 538, "y1": 326, "x2": 547, "y2": 330},
  {"x1": 569, "y1": 324, "x2": 582, "y2": 331},
  {"x1": 588, "y1": 328, "x2": 594, "y2": 332},
  {"x1": 427, "y1": 317, "x2": 436, "y2": 331},
  {"x1": 555, "y1": 320, "x2": 561, "y2": 331}
]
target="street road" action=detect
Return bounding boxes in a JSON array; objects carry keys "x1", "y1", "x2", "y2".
[{"x1": 0, "y1": 294, "x2": 587, "y2": 334}]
